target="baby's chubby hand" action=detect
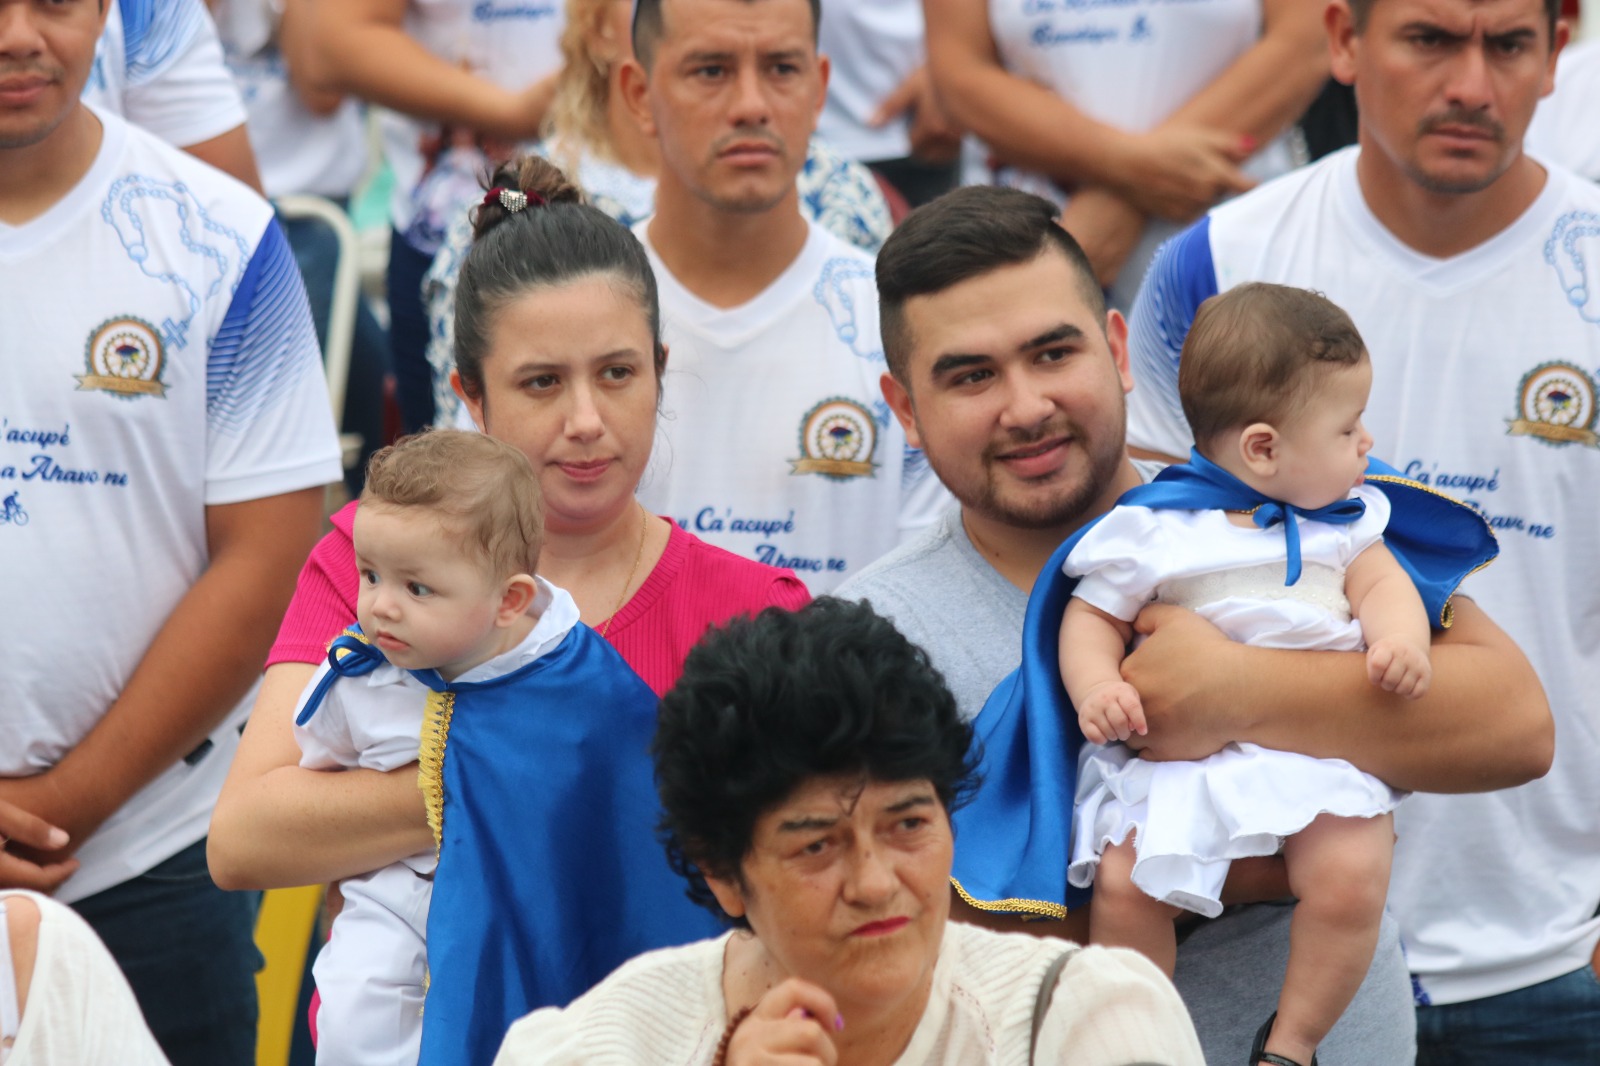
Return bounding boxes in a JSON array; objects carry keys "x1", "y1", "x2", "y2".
[
  {"x1": 1078, "y1": 681, "x2": 1148, "y2": 745},
  {"x1": 1367, "y1": 635, "x2": 1431, "y2": 699}
]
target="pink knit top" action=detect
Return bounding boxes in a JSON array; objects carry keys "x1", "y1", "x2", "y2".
[{"x1": 267, "y1": 502, "x2": 810, "y2": 695}]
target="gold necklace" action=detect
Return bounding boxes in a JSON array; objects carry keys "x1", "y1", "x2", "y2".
[{"x1": 599, "y1": 505, "x2": 648, "y2": 639}]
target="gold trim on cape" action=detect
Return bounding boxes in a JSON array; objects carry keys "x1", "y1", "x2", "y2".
[
  {"x1": 950, "y1": 877, "x2": 1069, "y2": 921},
  {"x1": 418, "y1": 690, "x2": 456, "y2": 855},
  {"x1": 1363, "y1": 474, "x2": 1497, "y2": 629}
]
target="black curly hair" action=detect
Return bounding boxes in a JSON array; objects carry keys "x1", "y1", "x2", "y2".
[{"x1": 652, "y1": 598, "x2": 981, "y2": 926}]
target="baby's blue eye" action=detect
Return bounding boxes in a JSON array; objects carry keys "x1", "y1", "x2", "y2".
[{"x1": 408, "y1": 581, "x2": 433, "y2": 597}]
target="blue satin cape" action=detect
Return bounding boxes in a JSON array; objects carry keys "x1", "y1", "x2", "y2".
[
  {"x1": 287, "y1": 622, "x2": 720, "y2": 1065},
  {"x1": 412, "y1": 624, "x2": 724, "y2": 1064},
  {"x1": 948, "y1": 455, "x2": 1497, "y2": 919}
]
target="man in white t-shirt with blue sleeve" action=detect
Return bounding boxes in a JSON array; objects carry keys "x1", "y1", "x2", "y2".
[
  {"x1": 0, "y1": 1, "x2": 340, "y2": 1061},
  {"x1": 621, "y1": 0, "x2": 947, "y2": 594},
  {"x1": 82, "y1": 0, "x2": 263, "y2": 189},
  {"x1": 1124, "y1": 0, "x2": 1599, "y2": 1057}
]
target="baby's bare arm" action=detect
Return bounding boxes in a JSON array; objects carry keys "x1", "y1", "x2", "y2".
[
  {"x1": 1062, "y1": 599, "x2": 1146, "y2": 743},
  {"x1": 1346, "y1": 543, "x2": 1432, "y2": 699}
]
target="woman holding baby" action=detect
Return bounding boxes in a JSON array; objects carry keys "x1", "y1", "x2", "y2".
[{"x1": 207, "y1": 155, "x2": 808, "y2": 1062}]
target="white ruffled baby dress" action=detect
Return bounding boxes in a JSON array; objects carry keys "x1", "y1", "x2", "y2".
[{"x1": 1064, "y1": 484, "x2": 1405, "y2": 917}]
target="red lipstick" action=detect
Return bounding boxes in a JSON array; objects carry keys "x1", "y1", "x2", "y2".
[{"x1": 851, "y1": 917, "x2": 910, "y2": 937}]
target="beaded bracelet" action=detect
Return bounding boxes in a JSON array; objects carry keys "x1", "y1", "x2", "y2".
[{"x1": 711, "y1": 1006, "x2": 755, "y2": 1066}]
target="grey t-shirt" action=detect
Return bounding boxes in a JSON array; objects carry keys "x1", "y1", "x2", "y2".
[{"x1": 836, "y1": 505, "x2": 1416, "y2": 1065}]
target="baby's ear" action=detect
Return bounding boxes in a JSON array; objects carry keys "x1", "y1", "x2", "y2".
[
  {"x1": 1238, "y1": 422, "x2": 1280, "y2": 473},
  {"x1": 497, "y1": 575, "x2": 539, "y2": 624}
]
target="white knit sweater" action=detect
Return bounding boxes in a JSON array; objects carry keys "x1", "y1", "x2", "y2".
[
  {"x1": 1, "y1": 891, "x2": 169, "y2": 1065},
  {"x1": 494, "y1": 922, "x2": 1203, "y2": 1065}
]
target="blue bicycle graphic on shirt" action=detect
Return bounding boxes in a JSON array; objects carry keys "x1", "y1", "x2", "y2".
[{"x1": 1, "y1": 492, "x2": 27, "y2": 527}]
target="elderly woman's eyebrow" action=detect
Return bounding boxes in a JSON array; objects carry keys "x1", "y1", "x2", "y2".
[
  {"x1": 776, "y1": 815, "x2": 839, "y2": 833},
  {"x1": 777, "y1": 793, "x2": 938, "y2": 833}
]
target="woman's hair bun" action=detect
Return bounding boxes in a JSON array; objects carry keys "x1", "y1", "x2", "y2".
[{"x1": 470, "y1": 154, "x2": 585, "y2": 241}]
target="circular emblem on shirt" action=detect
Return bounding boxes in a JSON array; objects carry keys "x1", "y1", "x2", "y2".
[
  {"x1": 789, "y1": 398, "x2": 879, "y2": 480},
  {"x1": 1506, "y1": 361, "x2": 1598, "y2": 447},
  {"x1": 76, "y1": 317, "x2": 167, "y2": 399}
]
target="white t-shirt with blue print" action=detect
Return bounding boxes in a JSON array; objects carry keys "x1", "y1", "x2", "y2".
[
  {"x1": 975, "y1": 0, "x2": 1299, "y2": 310},
  {"x1": 1123, "y1": 146, "x2": 1600, "y2": 1007},
  {"x1": 82, "y1": 0, "x2": 247, "y2": 150},
  {"x1": 0, "y1": 108, "x2": 341, "y2": 903},
  {"x1": 636, "y1": 220, "x2": 949, "y2": 594}
]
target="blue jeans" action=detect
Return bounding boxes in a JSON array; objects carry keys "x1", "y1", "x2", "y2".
[
  {"x1": 72, "y1": 838, "x2": 262, "y2": 1066},
  {"x1": 1415, "y1": 963, "x2": 1600, "y2": 1065},
  {"x1": 386, "y1": 229, "x2": 438, "y2": 433}
]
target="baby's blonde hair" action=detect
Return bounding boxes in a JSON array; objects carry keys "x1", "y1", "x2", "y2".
[{"x1": 360, "y1": 431, "x2": 544, "y2": 578}]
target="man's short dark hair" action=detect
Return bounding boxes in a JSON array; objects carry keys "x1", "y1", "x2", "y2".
[
  {"x1": 632, "y1": 0, "x2": 823, "y2": 69},
  {"x1": 876, "y1": 186, "x2": 1107, "y2": 383},
  {"x1": 653, "y1": 598, "x2": 980, "y2": 926},
  {"x1": 1345, "y1": 0, "x2": 1559, "y2": 37}
]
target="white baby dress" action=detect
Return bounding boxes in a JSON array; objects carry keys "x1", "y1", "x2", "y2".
[{"x1": 1064, "y1": 484, "x2": 1405, "y2": 917}]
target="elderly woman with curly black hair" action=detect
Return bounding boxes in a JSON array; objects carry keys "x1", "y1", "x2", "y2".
[{"x1": 495, "y1": 599, "x2": 1203, "y2": 1066}]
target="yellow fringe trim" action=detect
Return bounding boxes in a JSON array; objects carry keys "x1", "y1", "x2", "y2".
[
  {"x1": 417, "y1": 690, "x2": 456, "y2": 855},
  {"x1": 329, "y1": 626, "x2": 366, "y2": 654},
  {"x1": 950, "y1": 877, "x2": 1070, "y2": 921}
]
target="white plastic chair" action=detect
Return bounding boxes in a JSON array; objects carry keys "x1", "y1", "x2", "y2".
[{"x1": 275, "y1": 194, "x2": 364, "y2": 471}]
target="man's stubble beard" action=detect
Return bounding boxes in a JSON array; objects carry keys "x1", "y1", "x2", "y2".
[{"x1": 916, "y1": 408, "x2": 1129, "y2": 534}]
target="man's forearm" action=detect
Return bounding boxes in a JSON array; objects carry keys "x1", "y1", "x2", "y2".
[
  {"x1": 924, "y1": 0, "x2": 1130, "y2": 188},
  {"x1": 315, "y1": 20, "x2": 535, "y2": 139},
  {"x1": 279, "y1": 0, "x2": 348, "y2": 117},
  {"x1": 1159, "y1": 7, "x2": 1329, "y2": 147},
  {"x1": 1126, "y1": 599, "x2": 1552, "y2": 793},
  {"x1": 32, "y1": 489, "x2": 324, "y2": 843},
  {"x1": 182, "y1": 125, "x2": 264, "y2": 194}
]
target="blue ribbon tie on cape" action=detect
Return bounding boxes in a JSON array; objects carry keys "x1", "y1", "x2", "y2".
[
  {"x1": 294, "y1": 625, "x2": 723, "y2": 1065},
  {"x1": 947, "y1": 454, "x2": 1498, "y2": 919},
  {"x1": 294, "y1": 630, "x2": 387, "y2": 726},
  {"x1": 1136, "y1": 450, "x2": 1369, "y2": 586}
]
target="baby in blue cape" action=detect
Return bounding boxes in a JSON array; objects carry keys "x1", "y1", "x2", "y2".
[{"x1": 292, "y1": 430, "x2": 573, "y2": 1066}]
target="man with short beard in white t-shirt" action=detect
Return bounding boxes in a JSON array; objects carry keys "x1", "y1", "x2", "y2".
[
  {"x1": 620, "y1": 0, "x2": 946, "y2": 594},
  {"x1": 1124, "y1": 0, "x2": 1599, "y2": 1057},
  {"x1": 838, "y1": 184, "x2": 1550, "y2": 1066}
]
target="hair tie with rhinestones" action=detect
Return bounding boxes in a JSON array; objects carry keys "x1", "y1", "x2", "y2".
[{"x1": 484, "y1": 186, "x2": 547, "y2": 214}]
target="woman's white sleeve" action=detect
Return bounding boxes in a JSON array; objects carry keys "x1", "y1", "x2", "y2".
[{"x1": 1034, "y1": 945, "x2": 1206, "y2": 1066}]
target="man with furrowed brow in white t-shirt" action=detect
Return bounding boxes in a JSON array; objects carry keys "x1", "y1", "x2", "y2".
[
  {"x1": 1123, "y1": 0, "x2": 1599, "y2": 1057},
  {"x1": 0, "y1": 1, "x2": 340, "y2": 1062},
  {"x1": 619, "y1": 0, "x2": 947, "y2": 594}
]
